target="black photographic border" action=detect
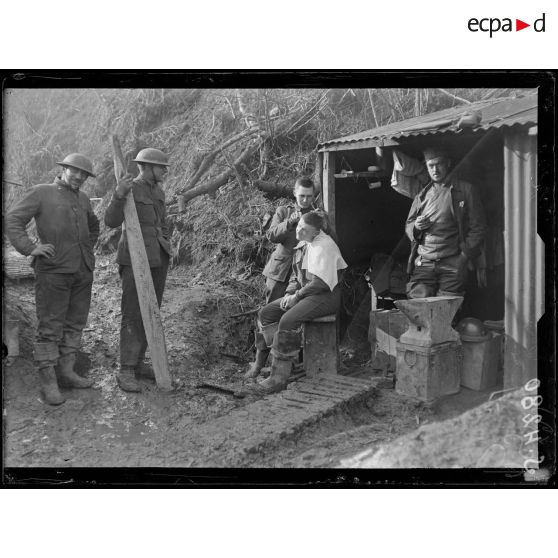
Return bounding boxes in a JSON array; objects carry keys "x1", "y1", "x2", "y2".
[{"x1": 2, "y1": 70, "x2": 555, "y2": 487}]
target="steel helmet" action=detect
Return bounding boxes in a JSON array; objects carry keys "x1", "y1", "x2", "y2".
[
  {"x1": 56, "y1": 153, "x2": 96, "y2": 177},
  {"x1": 456, "y1": 317, "x2": 490, "y2": 342},
  {"x1": 132, "y1": 148, "x2": 170, "y2": 166}
]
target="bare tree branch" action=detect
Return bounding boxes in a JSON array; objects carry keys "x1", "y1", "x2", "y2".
[
  {"x1": 181, "y1": 126, "x2": 262, "y2": 193},
  {"x1": 377, "y1": 89, "x2": 398, "y2": 122},
  {"x1": 179, "y1": 141, "x2": 263, "y2": 207},
  {"x1": 414, "y1": 89, "x2": 421, "y2": 117},
  {"x1": 437, "y1": 88, "x2": 472, "y2": 105},
  {"x1": 367, "y1": 89, "x2": 379, "y2": 127},
  {"x1": 284, "y1": 90, "x2": 329, "y2": 136}
]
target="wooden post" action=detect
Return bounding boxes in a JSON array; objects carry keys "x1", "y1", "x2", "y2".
[
  {"x1": 322, "y1": 151, "x2": 336, "y2": 234},
  {"x1": 111, "y1": 136, "x2": 172, "y2": 391},
  {"x1": 313, "y1": 151, "x2": 323, "y2": 201}
]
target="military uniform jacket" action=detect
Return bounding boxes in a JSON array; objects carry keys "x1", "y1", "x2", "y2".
[
  {"x1": 262, "y1": 204, "x2": 312, "y2": 283},
  {"x1": 6, "y1": 177, "x2": 100, "y2": 273},
  {"x1": 104, "y1": 176, "x2": 171, "y2": 267},
  {"x1": 405, "y1": 178, "x2": 486, "y2": 273}
]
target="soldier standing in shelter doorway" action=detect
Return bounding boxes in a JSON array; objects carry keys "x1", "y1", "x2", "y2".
[
  {"x1": 104, "y1": 148, "x2": 172, "y2": 393},
  {"x1": 6, "y1": 153, "x2": 99, "y2": 405},
  {"x1": 405, "y1": 147, "x2": 486, "y2": 299}
]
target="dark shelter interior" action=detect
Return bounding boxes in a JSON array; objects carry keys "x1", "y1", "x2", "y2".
[{"x1": 333, "y1": 130, "x2": 505, "y2": 342}]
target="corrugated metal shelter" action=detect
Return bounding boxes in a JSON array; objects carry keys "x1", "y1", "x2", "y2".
[{"x1": 317, "y1": 91, "x2": 541, "y2": 389}]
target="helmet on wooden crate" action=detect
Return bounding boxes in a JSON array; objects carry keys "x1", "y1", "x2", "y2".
[{"x1": 456, "y1": 317, "x2": 490, "y2": 342}]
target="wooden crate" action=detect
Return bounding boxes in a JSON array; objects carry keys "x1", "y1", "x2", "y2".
[
  {"x1": 395, "y1": 340, "x2": 462, "y2": 402},
  {"x1": 303, "y1": 314, "x2": 338, "y2": 376}
]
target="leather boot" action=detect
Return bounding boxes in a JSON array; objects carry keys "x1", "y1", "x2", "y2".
[
  {"x1": 135, "y1": 362, "x2": 156, "y2": 380},
  {"x1": 134, "y1": 348, "x2": 155, "y2": 379},
  {"x1": 238, "y1": 330, "x2": 300, "y2": 396},
  {"x1": 252, "y1": 354, "x2": 293, "y2": 394},
  {"x1": 244, "y1": 348, "x2": 270, "y2": 382},
  {"x1": 38, "y1": 366, "x2": 65, "y2": 405},
  {"x1": 57, "y1": 353, "x2": 94, "y2": 389},
  {"x1": 117, "y1": 366, "x2": 142, "y2": 392},
  {"x1": 244, "y1": 331, "x2": 270, "y2": 382}
]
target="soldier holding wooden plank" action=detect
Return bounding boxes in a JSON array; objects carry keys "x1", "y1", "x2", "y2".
[{"x1": 104, "y1": 148, "x2": 172, "y2": 392}]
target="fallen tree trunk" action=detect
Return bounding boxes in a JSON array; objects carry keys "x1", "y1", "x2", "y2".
[
  {"x1": 177, "y1": 96, "x2": 327, "y2": 209},
  {"x1": 253, "y1": 179, "x2": 292, "y2": 198},
  {"x1": 182, "y1": 125, "x2": 262, "y2": 193},
  {"x1": 179, "y1": 141, "x2": 262, "y2": 207}
]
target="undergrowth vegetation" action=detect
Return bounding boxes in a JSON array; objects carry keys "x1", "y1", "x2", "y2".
[{"x1": 4, "y1": 86, "x2": 526, "y2": 287}]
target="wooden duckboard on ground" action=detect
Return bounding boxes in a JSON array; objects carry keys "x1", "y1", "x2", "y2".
[{"x1": 180, "y1": 375, "x2": 377, "y2": 466}]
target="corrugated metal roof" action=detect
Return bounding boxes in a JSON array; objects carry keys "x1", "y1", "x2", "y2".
[{"x1": 319, "y1": 92, "x2": 537, "y2": 150}]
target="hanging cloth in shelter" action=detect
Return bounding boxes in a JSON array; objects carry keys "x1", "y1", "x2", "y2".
[{"x1": 391, "y1": 150, "x2": 429, "y2": 199}]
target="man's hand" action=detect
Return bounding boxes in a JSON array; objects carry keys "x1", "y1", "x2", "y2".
[
  {"x1": 280, "y1": 294, "x2": 298, "y2": 310},
  {"x1": 115, "y1": 174, "x2": 134, "y2": 199},
  {"x1": 415, "y1": 215, "x2": 432, "y2": 231},
  {"x1": 288, "y1": 210, "x2": 301, "y2": 227},
  {"x1": 30, "y1": 243, "x2": 55, "y2": 258}
]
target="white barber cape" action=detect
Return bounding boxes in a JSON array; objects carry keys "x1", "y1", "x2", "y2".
[{"x1": 301, "y1": 231, "x2": 347, "y2": 291}]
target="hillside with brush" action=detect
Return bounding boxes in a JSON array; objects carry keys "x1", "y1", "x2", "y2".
[{"x1": 4, "y1": 87, "x2": 518, "y2": 292}]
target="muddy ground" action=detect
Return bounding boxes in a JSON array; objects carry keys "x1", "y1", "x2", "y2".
[{"x1": 3, "y1": 256, "x2": 498, "y2": 469}]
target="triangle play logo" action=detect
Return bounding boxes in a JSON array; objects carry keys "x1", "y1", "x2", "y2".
[{"x1": 516, "y1": 19, "x2": 530, "y2": 31}]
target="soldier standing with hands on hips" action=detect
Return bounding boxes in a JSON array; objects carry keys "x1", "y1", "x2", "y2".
[{"x1": 6, "y1": 153, "x2": 99, "y2": 405}]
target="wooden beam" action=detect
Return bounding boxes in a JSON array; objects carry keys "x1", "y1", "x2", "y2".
[
  {"x1": 318, "y1": 137, "x2": 402, "y2": 152},
  {"x1": 313, "y1": 151, "x2": 323, "y2": 192},
  {"x1": 322, "y1": 151, "x2": 336, "y2": 234},
  {"x1": 111, "y1": 136, "x2": 172, "y2": 391}
]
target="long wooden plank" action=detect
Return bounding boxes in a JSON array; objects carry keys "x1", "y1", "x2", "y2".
[
  {"x1": 111, "y1": 135, "x2": 172, "y2": 390},
  {"x1": 297, "y1": 382, "x2": 353, "y2": 396},
  {"x1": 294, "y1": 388, "x2": 346, "y2": 401}
]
